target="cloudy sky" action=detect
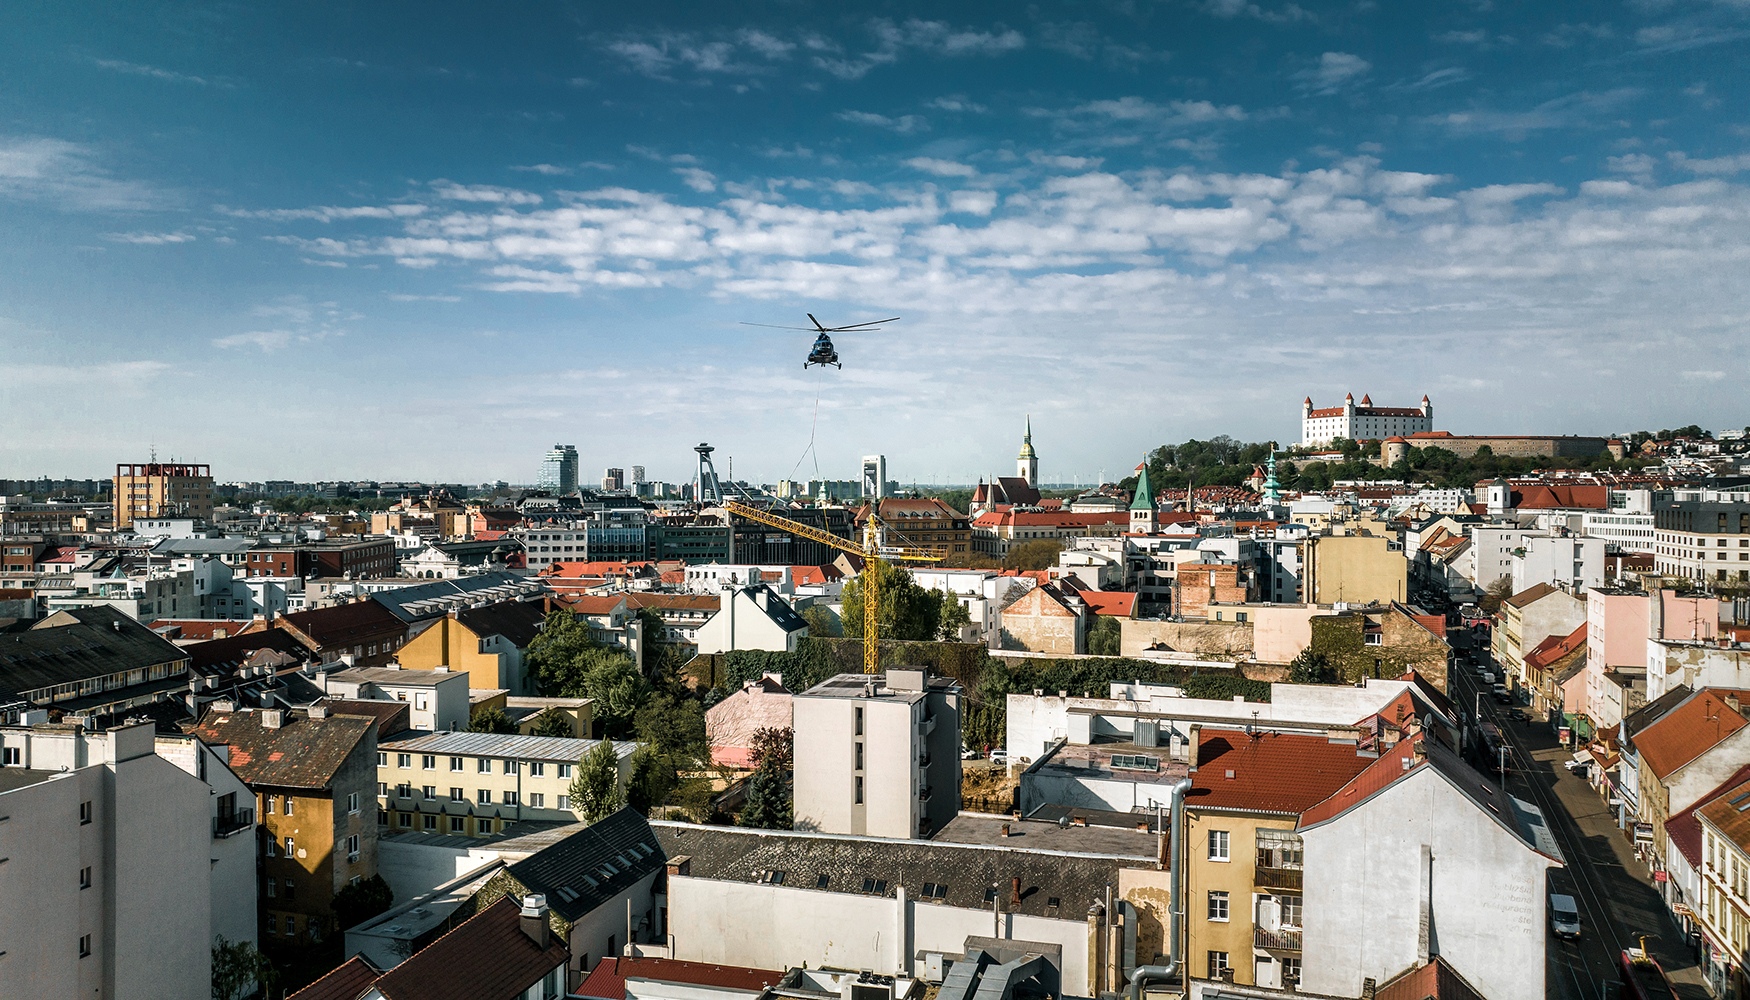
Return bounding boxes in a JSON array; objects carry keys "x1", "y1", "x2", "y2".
[{"x1": 2, "y1": 2, "x2": 1747, "y2": 487}]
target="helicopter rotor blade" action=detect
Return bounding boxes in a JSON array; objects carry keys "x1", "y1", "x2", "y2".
[
  {"x1": 821, "y1": 317, "x2": 901, "y2": 331},
  {"x1": 738, "y1": 322, "x2": 819, "y2": 331},
  {"x1": 806, "y1": 313, "x2": 829, "y2": 332}
]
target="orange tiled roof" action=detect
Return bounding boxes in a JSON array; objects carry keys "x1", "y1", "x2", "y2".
[
  {"x1": 1526, "y1": 623, "x2": 1587, "y2": 672},
  {"x1": 1636, "y1": 690, "x2": 1750, "y2": 780},
  {"x1": 1189, "y1": 729, "x2": 1377, "y2": 815}
]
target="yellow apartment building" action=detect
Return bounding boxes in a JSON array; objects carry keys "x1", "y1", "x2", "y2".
[{"x1": 376, "y1": 731, "x2": 634, "y2": 837}]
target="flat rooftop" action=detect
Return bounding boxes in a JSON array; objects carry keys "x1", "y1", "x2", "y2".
[
  {"x1": 798, "y1": 671, "x2": 956, "y2": 703},
  {"x1": 0, "y1": 767, "x2": 61, "y2": 793},
  {"x1": 1035, "y1": 741, "x2": 1193, "y2": 785},
  {"x1": 327, "y1": 666, "x2": 462, "y2": 687},
  {"x1": 933, "y1": 810, "x2": 1159, "y2": 857}
]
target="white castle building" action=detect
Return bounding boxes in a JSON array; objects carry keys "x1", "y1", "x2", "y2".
[{"x1": 1302, "y1": 393, "x2": 1433, "y2": 447}]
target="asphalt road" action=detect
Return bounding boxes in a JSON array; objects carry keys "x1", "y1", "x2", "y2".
[{"x1": 1445, "y1": 626, "x2": 1708, "y2": 1000}]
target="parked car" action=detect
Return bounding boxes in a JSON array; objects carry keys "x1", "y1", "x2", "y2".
[
  {"x1": 988, "y1": 750, "x2": 1010, "y2": 765},
  {"x1": 1493, "y1": 684, "x2": 1512, "y2": 704},
  {"x1": 961, "y1": 747, "x2": 982, "y2": 760},
  {"x1": 1509, "y1": 708, "x2": 1528, "y2": 723},
  {"x1": 1549, "y1": 893, "x2": 1582, "y2": 939}
]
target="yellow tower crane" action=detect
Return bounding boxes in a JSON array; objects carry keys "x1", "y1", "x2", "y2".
[{"x1": 721, "y1": 500, "x2": 940, "y2": 674}]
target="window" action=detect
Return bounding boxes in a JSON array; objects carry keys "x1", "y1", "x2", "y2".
[
  {"x1": 1281, "y1": 895, "x2": 1303, "y2": 926},
  {"x1": 502, "y1": 760, "x2": 517, "y2": 775},
  {"x1": 265, "y1": 839, "x2": 276, "y2": 858},
  {"x1": 80, "y1": 934, "x2": 92, "y2": 958},
  {"x1": 284, "y1": 878, "x2": 295, "y2": 901},
  {"x1": 398, "y1": 813, "x2": 412, "y2": 828},
  {"x1": 378, "y1": 752, "x2": 388, "y2": 766},
  {"x1": 450, "y1": 756, "x2": 464, "y2": 771},
  {"x1": 80, "y1": 800, "x2": 92, "y2": 825},
  {"x1": 80, "y1": 866, "x2": 92, "y2": 889},
  {"x1": 477, "y1": 758, "x2": 492, "y2": 773},
  {"x1": 378, "y1": 782, "x2": 388, "y2": 797},
  {"x1": 1207, "y1": 891, "x2": 1229, "y2": 921},
  {"x1": 284, "y1": 837, "x2": 295, "y2": 857},
  {"x1": 503, "y1": 791, "x2": 519, "y2": 806},
  {"x1": 558, "y1": 763, "x2": 572, "y2": 779},
  {"x1": 478, "y1": 789, "x2": 492, "y2": 804},
  {"x1": 423, "y1": 815, "x2": 438, "y2": 831},
  {"x1": 1208, "y1": 830, "x2": 1230, "y2": 861},
  {"x1": 450, "y1": 817, "x2": 466, "y2": 833},
  {"x1": 345, "y1": 835, "x2": 360, "y2": 862},
  {"x1": 265, "y1": 915, "x2": 277, "y2": 935},
  {"x1": 855, "y1": 776, "x2": 864, "y2": 804},
  {"x1": 421, "y1": 755, "x2": 436, "y2": 770},
  {"x1": 1207, "y1": 952, "x2": 1230, "y2": 979},
  {"x1": 855, "y1": 743, "x2": 864, "y2": 771},
  {"x1": 265, "y1": 877, "x2": 276, "y2": 898},
  {"x1": 347, "y1": 792, "x2": 360, "y2": 815},
  {"x1": 397, "y1": 754, "x2": 411, "y2": 768},
  {"x1": 817, "y1": 875, "x2": 832, "y2": 889},
  {"x1": 528, "y1": 761, "x2": 544, "y2": 777},
  {"x1": 855, "y1": 707, "x2": 864, "y2": 736},
  {"x1": 397, "y1": 783, "x2": 412, "y2": 799},
  {"x1": 450, "y1": 786, "x2": 465, "y2": 801},
  {"x1": 862, "y1": 878, "x2": 887, "y2": 894},
  {"x1": 2, "y1": 747, "x2": 18, "y2": 766},
  {"x1": 1282, "y1": 958, "x2": 1302, "y2": 983},
  {"x1": 529, "y1": 793, "x2": 546, "y2": 808}
]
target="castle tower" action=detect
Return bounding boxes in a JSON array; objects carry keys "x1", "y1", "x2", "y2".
[
  {"x1": 1017, "y1": 415, "x2": 1039, "y2": 488},
  {"x1": 1129, "y1": 461, "x2": 1158, "y2": 534},
  {"x1": 1421, "y1": 394, "x2": 1433, "y2": 420}
]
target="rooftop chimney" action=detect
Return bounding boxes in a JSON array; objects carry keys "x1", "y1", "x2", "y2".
[
  {"x1": 308, "y1": 705, "x2": 328, "y2": 720},
  {"x1": 261, "y1": 709, "x2": 283, "y2": 729},
  {"x1": 519, "y1": 893, "x2": 550, "y2": 949},
  {"x1": 1010, "y1": 877, "x2": 1022, "y2": 905}
]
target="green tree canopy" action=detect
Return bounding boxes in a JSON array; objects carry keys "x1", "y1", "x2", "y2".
[
  {"x1": 527, "y1": 609, "x2": 606, "y2": 696},
  {"x1": 1087, "y1": 616, "x2": 1122, "y2": 656},
  {"x1": 212, "y1": 936, "x2": 278, "y2": 1000},
  {"x1": 332, "y1": 875, "x2": 394, "y2": 932},
  {"x1": 469, "y1": 706, "x2": 516, "y2": 734},
  {"x1": 626, "y1": 743, "x2": 678, "y2": 815},
  {"x1": 529, "y1": 710, "x2": 576, "y2": 738},
  {"x1": 1287, "y1": 648, "x2": 1338, "y2": 685},
  {"x1": 1003, "y1": 539, "x2": 1063, "y2": 572},
  {"x1": 570, "y1": 740, "x2": 625, "y2": 823},
  {"x1": 801, "y1": 603, "x2": 840, "y2": 638},
  {"x1": 841, "y1": 562, "x2": 958, "y2": 642}
]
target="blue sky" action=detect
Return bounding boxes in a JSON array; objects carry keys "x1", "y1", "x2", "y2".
[{"x1": 2, "y1": 1, "x2": 1748, "y2": 486}]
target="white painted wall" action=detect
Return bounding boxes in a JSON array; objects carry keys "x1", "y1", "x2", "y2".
[{"x1": 1297, "y1": 767, "x2": 1557, "y2": 1000}]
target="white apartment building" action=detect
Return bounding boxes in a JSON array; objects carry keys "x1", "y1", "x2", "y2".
[
  {"x1": 0, "y1": 721, "x2": 226, "y2": 1000},
  {"x1": 792, "y1": 669, "x2": 962, "y2": 840},
  {"x1": 1511, "y1": 534, "x2": 1605, "y2": 595},
  {"x1": 322, "y1": 664, "x2": 471, "y2": 733},
  {"x1": 1583, "y1": 510, "x2": 1656, "y2": 554},
  {"x1": 693, "y1": 584, "x2": 809, "y2": 655},
  {"x1": 1654, "y1": 495, "x2": 1750, "y2": 586},
  {"x1": 1466, "y1": 525, "x2": 1541, "y2": 593}
]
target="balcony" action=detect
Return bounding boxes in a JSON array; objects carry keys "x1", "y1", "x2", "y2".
[
  {"x1": 1254, "y1": 926, "x2": 1302, "y2": 952},
  {"x1": 918, "y1": 751, "x2": 933, "y2": 768},
  {"x1": 919, "y1": 786, "x2": 933, "y2": 803},
  {"x1": 1254, "y1": 866, "x2": 1303, "y2": 892},
  {"x1": 213, "y1": 807, "x2": 255, "y2": 839},
  {"x1": 918, "y1": 715, "x2": 937, "y2": 737}
]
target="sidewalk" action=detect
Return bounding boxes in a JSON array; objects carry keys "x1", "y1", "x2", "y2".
[{"x1": 1514, "y1": 712, "x2": 1711, "y2": 1000}]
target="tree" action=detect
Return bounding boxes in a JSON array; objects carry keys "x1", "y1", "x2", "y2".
[
  {"x1": 841, "y1": 562, "x2": 953, "y2": 642},
  {"x1": 1004, "y1": 538, "x2": 1064, "y2": 571},
  {"x1": 1479, "y1": 576, "x2": 1514, "y2": 614},
  {"x1": 739, "y1": 761, "x2": 792, "y2": 829},
  {"x1": 937, "y1": 597, "x2": 972, "y2": 641},
  {"x1": 570, "y1": 739, "x2": 625, "y2": 823},
  {"x1": 469, "y1": 706, "x2": 516, "y2": 734},
  {"x1": 626, "y1": 743, "x2": 677, "y2": 814},
  {"x1": 801, "y1": 603, "x2": 840, "y2": 638},
  {"x1": 1087, "y1": 616, "x2": 1122, "y2": 656},
  {"x1": 748, "y1": 726, "x2": 793, "y2": 771},
  {"x1": 212, "y1": 936, "x2": 277, "y2": 1000},
  {"x1": 634, "y1": 693, "x2": 707, "y2": 763},
  {"x1": 332, "y1": 875, "x2": 394, "y2": 932},
  {"x1": 530, "y1": 710, "x2": 576, "y2": 738},
  {"x1": 527, "y1": 609, "x2": 605, "y2": 697},
  {"x1": 579, "y1": 652, "x2": 654, "y2": 737},
  {"x1": 1287, "y1": 648, "x2": 1337, "y2": 685}
]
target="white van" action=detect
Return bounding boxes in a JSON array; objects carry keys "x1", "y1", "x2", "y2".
[{"x1": 1549, "y1": 893, "x2": 1581, "y2": 939}]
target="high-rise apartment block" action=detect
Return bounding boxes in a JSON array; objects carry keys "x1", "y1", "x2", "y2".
[
  {"x1": 604, "y1": 468, "x2": 625, "y2": 491},
  {"x1": 791, "y1": 669, "x2": 962, "y2": 839},
  {"x1": 537, "y1": 445, "x2": 579, "y2": 494},
  {"x1": 860, "y1": 455, "x2": 887, "y2": 500},
  {"x1": 631, "y1": 465, "x2": 646, "y2": 484},
  {"x1": 112, "y1": 461, "x2": 213, "y2": 531}
]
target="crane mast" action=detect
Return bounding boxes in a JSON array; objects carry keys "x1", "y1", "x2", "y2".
[{"x1": 721, "y1": 500, "x2": 939, "y2": 674}]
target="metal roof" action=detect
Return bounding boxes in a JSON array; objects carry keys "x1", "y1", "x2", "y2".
[{"x1": 379, "y1": 730, "x2": 638, "y2": 761}]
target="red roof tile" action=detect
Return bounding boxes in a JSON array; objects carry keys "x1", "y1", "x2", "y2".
[
  {"x1": 1635, "y1": 690, "x2": 1750, "y2": 781},
  {"x1": 288, "y1": 956, "x2": 380, "y2": 1000},
  {"x1": 575, "y1": 956, "x2": 783, "y2": 1000},
  {"x1": 1525, "y1": 623, "x2": 1587, "y2": 672},
  {"x1": 1189, "y1": 729, "x2": 1377, "y2": 814},
  {"x1": 371, "y1": 896, "x2": 572, "y2": 1000},
  {"x1": 1080, "y1": 591, "x2": 1138, "y2": 618},
  {"x1": 1374, "y1": 956, "x2": 1487, "y2": 1000},
  {"x1": 1666, "y1": 763, "x2": 1750, "y2": 868}
]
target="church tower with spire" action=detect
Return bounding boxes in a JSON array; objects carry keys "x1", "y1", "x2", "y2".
[
  {"x1": 1129, "y1": 460, "x2": 1158, "y2": 534},
  {"x1": 1017, "y1": 415, "x2": 1039, "y2": 488}
]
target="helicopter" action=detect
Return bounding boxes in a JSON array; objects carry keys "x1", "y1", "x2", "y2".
[{"x1": 740, "y1": 313, "x2": 900, "y2": 369}]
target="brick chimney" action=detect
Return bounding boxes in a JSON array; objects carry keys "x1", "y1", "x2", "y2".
[
  {"x1": 519, "y1": 894, "x2": 549, "y2": 949},
  {"x1": 1010, "y1": 877, "x2": 1022, "y2": 905}
]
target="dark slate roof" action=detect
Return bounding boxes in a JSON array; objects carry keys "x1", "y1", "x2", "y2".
[
  {"x1": 287, "y1": 956, "x2": 381, "y2": 1000},
  {"x1": 506, "y1": 808, "x2": 667, "y2": 922},
  {"x1": 1624, "y1": 684, "x2": 1695, "y2": 746},
  {"x1": 191, "y1": 707, "x2": 375, "y2": 790},
  {"x1": 186, "y1": 627, "x2": 311, "y2": 676},
  {"x1": 370, "y1": 896, "x2": 571, "y2": 1000},
  {"x1": 0, "y1": 605, "x2": 187, "y2": 695},
  {"x1": 280, "y1": 601, "x2": 406, "y2": 647},
  {"x1": 652, "y1": 821, "x2": 1148, "y2": 917},
  {"x1": 371, "y1": 572, "x2": 530, "y2": 623},
  {"x1": 457, "y1": 601, "x2": 547, "y2": 649}
]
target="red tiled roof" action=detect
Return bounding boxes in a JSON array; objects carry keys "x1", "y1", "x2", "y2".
[
  {"x1": 150, "y1": 618, "x2": 253, "y2": 641},
  {"x1": 370, "y1": 896, "x2": 571, "y2": 1000},
  {"x1": 191, "y1": 708, "x2": 375, "y2": 790},
  {"x1": 1526, "y1": 623, "x2": 1587, "y2": 672},
  {"x1": 545, "y1": 561, "x2": 648, "y2": 578},
  {"x1": 1080, "y1": 591, "x2": 1138, "y2": 618},
  {"x1": 790, "y1": 565, "x2": 844, "y2": 586},
  {"x1": 279, "y1": 600, "x2": 406, "y2": 647},
  {"x1": 1188, "y1": 729, "x2": 1377, "y2": 814},
  {"x1": 625, "y1": 593, "x2": 720, "y2": 612},
  {"x1": 556, "y1": 594, "x2": 628, "y2": 615},
  {"x1": 1666, "y1": 763, "x2": 1750, "y2": 868},
  {"x1": 575, "y1": 955, "x2": 783, "y2": 1000},
  {"x1": 1503, "y1": 581, "x2": 1560, "y2": 610},
  {"x1": 1637, "y1": 690, "x2": 1750, "y2": 781},
  {"x1": 1374, "y1": 956, "x2": 1487, "y2": 1000},
  {"x1": 972, "y1": 511, "x2": 1130, "y2": 528},
  {"x1": 288, "y1": 955, "x2": 380, "y2": 1000}
]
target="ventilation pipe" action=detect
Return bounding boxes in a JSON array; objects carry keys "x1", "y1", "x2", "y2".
[{"x1": 1125, "y1": 777, "x2": 1193, "y2": 1000}]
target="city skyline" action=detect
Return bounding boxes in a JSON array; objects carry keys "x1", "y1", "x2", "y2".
[{"x1": 3, "y1": 2, "x2": 1748, "y2": 481}]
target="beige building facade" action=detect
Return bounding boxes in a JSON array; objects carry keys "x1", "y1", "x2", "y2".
[{"x1": 377, "y1": 730, "x2": 635, "y2": 837}]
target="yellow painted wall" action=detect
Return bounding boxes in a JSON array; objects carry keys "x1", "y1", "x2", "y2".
[
  {"x1": 397, "y1": 617, "x2": 504, "y2": 690},
  {"x1": 1184, "y1": 811, "x2": 1302, "y2": 986},
  {"x1": 1310, "y1": 535, "x2": 1407, "y2": 606}
]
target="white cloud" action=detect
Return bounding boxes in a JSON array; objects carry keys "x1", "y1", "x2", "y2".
[
  {"x1": 1670, "y1": 151, "x2": 1750, "y2": 174},
  {"x1": 222, "y1": 203, "x2": 426, "y2": 222},
  {"x1": 93, "y1": 59, "x2": 225, "y2": 87},
  {"x1": 928, "y1": 95, "x2": 987, "y2": 113},
  {"x1": 1202, "y1": 0, "x2": 1313, "y2": 24},
  {"x1": 836, "y1": 111, "x2": 929, "y2": 134},
  {"x1": 104, "y1": 230, "x2": 194, "y2": 244},
  {"x1": 213, "y1": 330, "x2": 294, "y2": 352},
  {"x1": 1683, "y1": 370, "x2": 1727, "y2": 381},
  {"x1": 511, "y1": 164, "x2": 572, "y2": 175},
  {"x1": 675, "y1": 168, "x2": 718, "y2": 193},
  {"x1": 0, "y1": 135, "x2": 164, "y2": 211},
  {"x1": 904, "y1": 157, "x2": 977, "y2": 178},
  {"x1": 1296, "y1": 52, "x2": 1371, "y2": 95},
  {"x1": 1426, "y1": 88, "x2": 1641, "y2": 136},
  {"x1": 386, "y1": 293, "x2": 462, "y2": 302},
  {"x1": 815, "y1": 19, "x2": 1024, "y2": 80},
  {"x1": 430, "y1": 182, "x2": 542, "y2": 205}
]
